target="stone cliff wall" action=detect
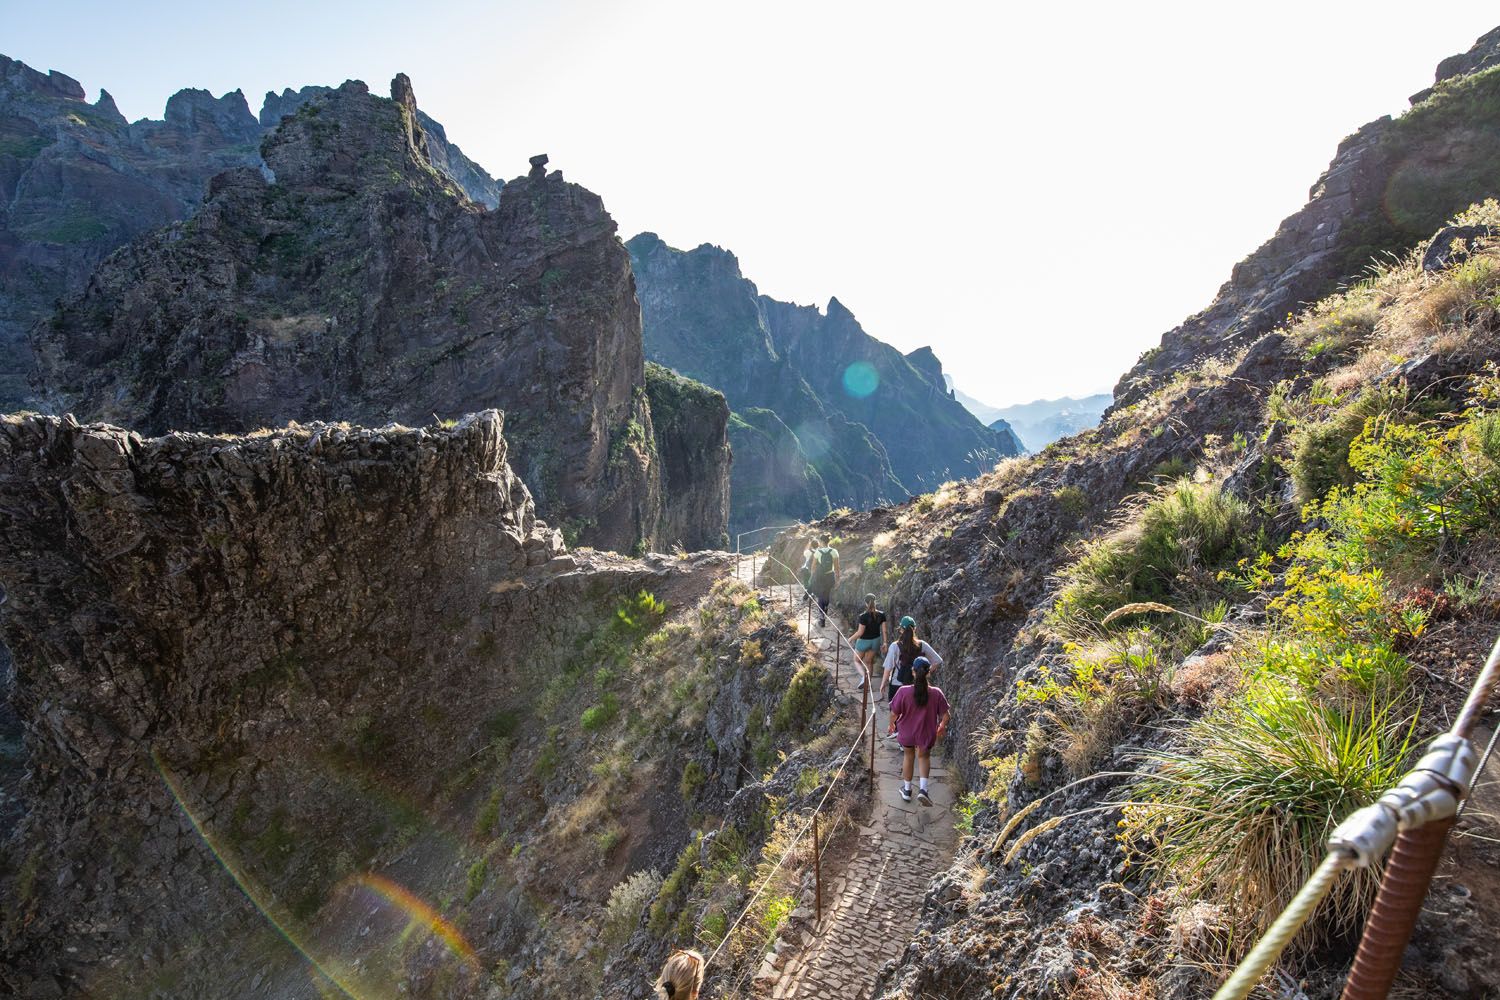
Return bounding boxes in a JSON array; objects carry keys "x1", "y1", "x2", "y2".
[
  {"x1": 0, "y1": 409, "x2": 720, "y2": 997},
  {"x1": 645, "y1": 362, "x2": 731, "y2": 550}
]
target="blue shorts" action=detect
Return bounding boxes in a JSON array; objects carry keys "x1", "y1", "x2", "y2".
[{"x1": 854, "y1": 638, "x2": 880, "y2": 652}]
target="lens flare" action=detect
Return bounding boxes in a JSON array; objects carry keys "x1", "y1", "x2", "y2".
[
  {"x1": 152, "y1": 750, "x2": 370, "y2": 999},
  {"x1": 345, "y1": 873, "x2": 479, "y2": 968},
  {"x1": 841, "y1": 361, "x2": 879, "y2": 399},
  {"x1": 152, "y1": 751, "x2": 480, "y2": 998}
]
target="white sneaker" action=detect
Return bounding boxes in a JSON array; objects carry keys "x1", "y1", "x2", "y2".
[{"x1": 899, "y1": 785, "x2": 912, "y2": 802}]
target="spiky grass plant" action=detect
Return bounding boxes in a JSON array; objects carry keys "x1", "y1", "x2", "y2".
[
  {"x1": 1123, "y1": 686, "x2": 1416, "y2": 948},
  {"x1": 1050, "y1": 479, "x2": 1251, "y2": 643}
]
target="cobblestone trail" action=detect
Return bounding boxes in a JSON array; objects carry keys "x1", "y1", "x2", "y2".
[{"x1": 733, "y1": 555, "x2": 958, "y2": 1000}]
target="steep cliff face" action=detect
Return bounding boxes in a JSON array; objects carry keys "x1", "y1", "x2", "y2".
[
  {"x1": 645, "y1": 362, "x2": 731, "y2": 550},
  {"x1": 628, "y1": 232, "x2": 1015, "y2": 532},
  {"x1": 1117, "y1": 29, "x2": 1500, "y2": 405},
  {"x1": 0, "y1": 409, "x2": 827, "y2": 999},
  {"x1": 33, "y1": 77, "x2": 677, "y2": 550},
  {"x1": 0, "y1": 55, "x2": 500, "y2": 414},
  {"x1": 727, "y1": 407, "x2": 832, "y2": 532}
]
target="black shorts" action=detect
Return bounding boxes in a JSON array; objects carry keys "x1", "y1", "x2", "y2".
[{"x1": 887, "y1": 682, "x2": 900, "y2": 702}]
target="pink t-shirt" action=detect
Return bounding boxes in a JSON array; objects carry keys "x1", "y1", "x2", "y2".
[{"x1": 890, "y1": 684, "x2": 949, "y2": 749}]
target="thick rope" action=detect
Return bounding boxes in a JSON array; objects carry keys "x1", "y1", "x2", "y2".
[{"x1": 1212, "y1": 853, "x2": 1351, "y2": 1000}]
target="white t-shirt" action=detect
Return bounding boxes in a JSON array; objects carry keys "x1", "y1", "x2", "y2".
[{"x1": 883, "y1": 640, "x2": 942, "y2": 682}]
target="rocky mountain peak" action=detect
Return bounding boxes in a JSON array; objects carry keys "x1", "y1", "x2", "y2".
[
  {"x1": 904, "y1": 345, "x2": 944, "y2": 385},
  {"x1": 92, "y1": 87, "x2": 125, "y2": 125},
  {"x1": 1431, "y1": 25, "x2": 1500, "y2": 90},
  {"x1": 258, "y1": 84, "x2": 334, "y2": 126},
  {"x1": 162, "y1": 86, "x2": 260, "y2": 141},
  {"x1": 0, "y1": 56, "x2": 84, "y2": 102},
  {"x1": 1117, "y1": 32, "x2": 1500, "y2": 406},
  {"x1": 389, "y1": 72, "x2": 431, "y2": 165}
]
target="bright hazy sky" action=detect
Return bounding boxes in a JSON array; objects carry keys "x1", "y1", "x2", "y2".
[{"x1": 8, "y1": 2, "x2": 1499, "y2": 406}]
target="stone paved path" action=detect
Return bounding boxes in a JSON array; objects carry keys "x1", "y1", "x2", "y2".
[{"x1": 733, "y1": 555, "x2": 958, "y2": 1000}]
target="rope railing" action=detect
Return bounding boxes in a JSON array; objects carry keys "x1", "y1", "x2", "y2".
[
  {"x1": 689, "y1": 546, "x2": 879, "y2": 995},
  {"x1": 1210, "y1": 632, "x2": 1500, "y2": 1000}
]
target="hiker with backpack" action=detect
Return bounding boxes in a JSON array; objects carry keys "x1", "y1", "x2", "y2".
[
  {"x1": 887, "y1": 658, "x2": 950, "y2": 804},
  {"x1": 880, "y1": 616, "x2": 943, "y2": 705},
  {"x1": 808, "y1": 536, "x2": 839, "y2": 628},
  {"x1": 850, "y1": 593, "x2": 889, "y2": 692}
]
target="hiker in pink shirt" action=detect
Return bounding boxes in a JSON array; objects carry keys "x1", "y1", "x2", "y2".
[{"x1": 886, "y1": 657, "x2": 949, "y2": 804}]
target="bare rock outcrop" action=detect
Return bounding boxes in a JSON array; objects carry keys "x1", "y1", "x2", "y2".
[
  {"x1": 1115, "y1": 29, "x2": 1500, "y2": 406},
  {"x1": 32, "y1": 76, "x2": 693, "y2": 550},
  {"x1": 0, "y1": 55, "x2": 503, "y2": 414}
]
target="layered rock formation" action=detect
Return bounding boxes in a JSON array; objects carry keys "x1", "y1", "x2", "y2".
[
  {"x1": 32, "y1": 77, "x2": 717, "y2": 550},
  {"x1": 1116, "y1": 29, "x2": 1500, "y2": 404},
  {"x1": 628, "y1": 233, "x2": 1016, "y2": 532},
  {"x1": 0, "y1": 55, "x2": 500, "y2": 414}
]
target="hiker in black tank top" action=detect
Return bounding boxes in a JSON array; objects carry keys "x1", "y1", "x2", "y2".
[{"x1": 850, "y1": 594, "x2": 888, "y2": 693}]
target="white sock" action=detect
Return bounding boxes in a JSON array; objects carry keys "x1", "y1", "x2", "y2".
[
  {"x1": 919, "y1": 777, "x2": 928, "y2": 792},
  {"x1": 902, "y1": 780, "x2": 911, "y2": 791}
]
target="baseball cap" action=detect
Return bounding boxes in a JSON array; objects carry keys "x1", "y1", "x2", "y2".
[{"x1": 899, "y1": 616, "x2": 916, "y2": 628}]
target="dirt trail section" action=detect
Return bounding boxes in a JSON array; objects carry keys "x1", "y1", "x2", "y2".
[{"x1": 733, "y1": 556, "x2": 958, "y2": 1000}]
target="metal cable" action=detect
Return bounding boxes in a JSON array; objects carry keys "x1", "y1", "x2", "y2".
[
  {"x1": 1212, "y1": 852, "x2": 1352, "y2": 1000},
  {"x1": 1456, "y1": 716, "x2": 1500, "y2": 819},
  {"x1": 701, "y1": 550, "x2": 873, "y2": 979}
]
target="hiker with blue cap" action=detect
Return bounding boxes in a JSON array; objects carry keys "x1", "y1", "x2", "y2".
[
  {"x1": 880, "y1": 615, "x2": 943, "y2": 706},
  {"x1": 887, "y1": 658, "x2": 950, "y2": 804}
]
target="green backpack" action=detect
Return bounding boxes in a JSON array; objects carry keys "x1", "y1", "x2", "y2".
[{"x1": 811, "y1": 547, "x2": 835, "y2": 585}]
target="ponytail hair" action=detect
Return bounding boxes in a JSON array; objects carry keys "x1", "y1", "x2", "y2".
[
  {"x1": 658, "y1": 949, "x2": 705, "y2": 1000},
  {"x1": 898, "y1": 625, "x2": 919, "y2": 667},
  {"x1": 914, "y1": 669, "x2": 930, "y2": 707}
]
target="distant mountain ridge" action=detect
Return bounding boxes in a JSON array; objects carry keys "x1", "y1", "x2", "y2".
[
  {"x1": 947, "y1": 378, "x2": 1111, "y2": 451},
  {"x1": 628, "y1": 233, "x2": 1020, "y2": 532}
]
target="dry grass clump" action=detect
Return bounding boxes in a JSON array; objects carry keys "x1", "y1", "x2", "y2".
[{"x1": 1297, "y1": 203, "x2": 1500, "y2": 391}]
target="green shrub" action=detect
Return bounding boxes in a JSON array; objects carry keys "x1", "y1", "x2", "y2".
[
  {"x1": 595, "y1": 825, "x2": 624, "y2": 855},
  {"x1": 679, "y1": 760, "x2": 707, "y2": 800},
  {"x1": 1288, "y1": 385, "x2": 1405, "y2": 503},
  {"x1": 1053, "y1": 485, "x2": 1088, "y2": 518},
  {"x1": 1051, "y1": 479, "x2": 1252, "y2": 639},
  {"x1": 473, "y1": 787, "x2": 502, "y2": 838},
  {"x1": 465, "y1": 857, "x2": 488, "y2": 902},
  {"x1": 773, "y1": 662, "x2": 826, "y2": 735},
  {"x1": 581, "y1": 694, "x2": 620, "y2": 732},
  {"x1": 648, "y1": 843, "x2": 699, "y2": 935},
  {"x1": 604, "y1": 869, "x2": 663, "y2": 945},
  {"x1": 1124, "y1": 687, "x2": 1415, "y2": 945},
  {"x1": 738, "y1": 639, "x2": 765, "y2": 669},
  {"x1": 701, "y1": 909, "x2": 728, "y2": 946}
]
